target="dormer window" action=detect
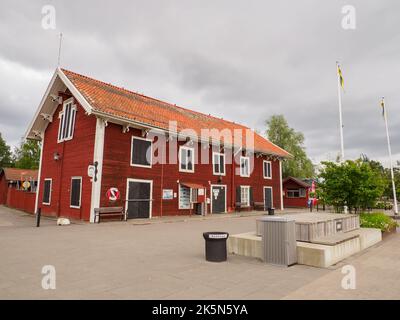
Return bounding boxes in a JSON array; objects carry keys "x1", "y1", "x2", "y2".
[{"x1": 58, "y1": 98, "x2": 77, "y2": 142}]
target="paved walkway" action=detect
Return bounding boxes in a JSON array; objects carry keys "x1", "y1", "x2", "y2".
[{"x1": 0, "y1": 205, "x2": 399, "y2": 299}]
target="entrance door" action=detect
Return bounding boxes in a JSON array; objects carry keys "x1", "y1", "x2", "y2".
[
  {"x1": 126, "y1": 179, "x2": 152, "y2": 219},
  {"x1": 211, "y1": 185, "x2": 226, "y2": 213},
  {"x1": 264, "y1": 187, "x2": 273, "y2": 210}
]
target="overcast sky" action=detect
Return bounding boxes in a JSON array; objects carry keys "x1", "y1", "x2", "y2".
[{"x1": 1, "y1": 0, "x2": 399, "y2": 167}]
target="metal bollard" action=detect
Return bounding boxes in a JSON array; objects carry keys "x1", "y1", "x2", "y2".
[{"x1": 36, "y1": 208, "x2": 41, "y2": 227}]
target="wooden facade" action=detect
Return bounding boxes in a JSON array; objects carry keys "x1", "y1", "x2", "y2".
[{"x1": 26, "y1": 68, "x2": 290, "y2": 222}]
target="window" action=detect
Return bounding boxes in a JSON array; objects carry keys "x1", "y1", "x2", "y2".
[
  {"x1": 58, "y1": 98, "x2": 77, "y2": 142},
  {"x1": 213, "y1": 152, "x2": 225, "y2": 175},
  {"x1": 287, "y1": 188, "x2": 306, "y2": 198},
  {"x1": 70, "y1": 177, "x2": 82, "y2": 208},
  {"x1": 179, "y1": 184, "x2": 191, "y2": 209},
  {"x1": 263, "y1": 160, "x2": 272, "y2": 179},
  {"x1": 299, "y1": 188, "x2": 306, "y2": 197},
  {"x1": 179, "y1": 146, "x2": 195, "y2": 173},
  {"x1": 240, "y1": 156, "x2": 250, "y2": 177},
  {"x1": 42, "y1": 179, "x2": 52, "y2": 205},
  {"x1": 240, "y1": 186, "x2": 250, "y2": 206},
  {"x1": 131, "y1": 137, "x2": 152, "y2": 167}
]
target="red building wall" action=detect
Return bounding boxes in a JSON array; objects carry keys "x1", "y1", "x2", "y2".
[
  {"x1": 37, "y1": 95, "x2": 96, "y2": 220},
  {"x1": 6, "y1": 189, "x2": 36, "y2": 214},
  {"x1": 0, "y1": 174, "x2": 7, "y2": 205},
  {"x1": 99, "y1": 123, "x2": 282, "y2": 216},
  {"x1": 283, "y1": 180, "x2": 309, "y2": 208}
]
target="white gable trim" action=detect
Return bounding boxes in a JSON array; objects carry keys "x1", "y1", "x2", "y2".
[
  {"x1": 57, "y1": 68, "x2": 92, "y2": 114},
  {"x1": 25, "y1": 68, "x2": 93, "y2": 141}
]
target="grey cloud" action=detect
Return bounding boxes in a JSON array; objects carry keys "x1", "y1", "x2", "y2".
[{"x1": 1, "y1": 0, "x2": 400, "y2": 166}]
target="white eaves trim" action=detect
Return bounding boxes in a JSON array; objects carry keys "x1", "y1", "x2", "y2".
[{"x1": 25, "y1": 68, "x2": 93, "y2": 141}]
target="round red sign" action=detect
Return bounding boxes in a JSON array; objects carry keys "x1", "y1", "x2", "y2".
[{"x1": 106, "y1": 187, "x2": 120, "y2": 202}]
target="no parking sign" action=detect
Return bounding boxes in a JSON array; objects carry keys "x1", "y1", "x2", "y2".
[{"x1": 106, "y1": 187, "x2": 120, "y2": 202}]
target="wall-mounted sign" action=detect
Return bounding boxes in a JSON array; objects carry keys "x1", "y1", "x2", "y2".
[
  {"x1": 22, "y1": 181, "x2": 31, "y2": 190},
  {"x1": 162, "y1": 189, "x2": 173, "y2": 200},
  {"x1": 106, "y1": 187, "x2": 120, "y2": 202}
]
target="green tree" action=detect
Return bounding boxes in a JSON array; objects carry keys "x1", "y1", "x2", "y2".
[
  {"x1": 13, "y1": 139, "x2": 41, "y2": 169},
  {"x1": 0, "y1": 132, "x2": 13, "y2": 168},
  {"x1": 265, "y1": 115, "x2": 314, "y2": 178},
  {"x1": 318, "y1": 159, "x2": 385, "y2": 213}
]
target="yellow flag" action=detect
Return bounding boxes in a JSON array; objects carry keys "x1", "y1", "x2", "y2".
[
  {"x1": 337, "y1": 64, "x2": 344, "y2": 89},
  {"x1": 380, "y1": 98, "x2": 385, "y2": 117}
]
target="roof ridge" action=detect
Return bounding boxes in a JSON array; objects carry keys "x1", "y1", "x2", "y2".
[{"x1": 60, "y1": 68, "x2": 250, "y2": 130}]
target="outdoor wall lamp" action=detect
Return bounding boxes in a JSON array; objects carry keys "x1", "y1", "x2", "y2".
[{"x1": 53, "y1": 152, "x2": 61, "y2": 161}]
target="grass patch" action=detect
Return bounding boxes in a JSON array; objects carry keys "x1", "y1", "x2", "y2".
[{"x1": 360, "y1": 212, "x2": 398, "y2": 232}]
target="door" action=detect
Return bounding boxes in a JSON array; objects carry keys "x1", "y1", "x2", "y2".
[
  {"x1": 264, "y1": 187, "x2": 273, "y2": 210},
  {"x1": 211, "y1": 185, "x2": 226, "y2": 213},
  {"x1": 126, "y1": 179, "x2": 152, "y2": 219}
]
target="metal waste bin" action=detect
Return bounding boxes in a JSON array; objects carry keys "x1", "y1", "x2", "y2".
[
  {"x1": 203, "y1": 232, "x2": 229, "y2": 262},
  {"x1": 258, "y1": 216, "x2": 297, "y2": 266},
  {"x1": 268, "y1": 207, "x2": 275, "y2": 215}
]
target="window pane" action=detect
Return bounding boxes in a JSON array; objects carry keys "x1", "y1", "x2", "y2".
[
  {"x1": 220, "y1": 155, "x2": 225, "y2": 174},
  {"x1": 132, "y1": 138, "x2": 152, "y2": 166},
  {"x1": 43, "y1": 180, "x2": 51, "y2": 204},
  {"x1": 70, "y1": 178, "x2": 81, "y2": 207}
]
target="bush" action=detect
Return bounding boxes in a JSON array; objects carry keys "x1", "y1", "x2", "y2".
[
  {"x1": 360, "y1": 212, "x2": 398, "y2": 232},
  {"x1": 373, "y1": 201, "x2": 393, "y2": 210}
]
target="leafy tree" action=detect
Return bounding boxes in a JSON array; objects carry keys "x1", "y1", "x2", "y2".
[
  {"x1": 13, "y1": 139, "x2": 41, "y2": 169},
  {"x1": 318, "y1": 160, "x2": 385, "y2": 213},
  {"x1": 265, "y1": 115, "x2": 314, "y2": 178},
  {"x1": 0, "y1": 132, "x2": 13, "y2": 168}
]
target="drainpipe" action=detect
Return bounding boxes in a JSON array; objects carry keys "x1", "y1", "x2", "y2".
[
  {"x1": 160, "y1": 143, "x2": 164, "y2": 217},
  {"x1": 231, "y1": 149, "x2": 235, "y2": 212}
]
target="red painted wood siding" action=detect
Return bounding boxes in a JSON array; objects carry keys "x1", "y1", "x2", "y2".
[
  {"x1": 283, "y1": 180, "x2": 309, "y2": 207},
  {"x1": 6, "y1": 189, "x2": 36, "y2": 214},
  {"x1": 38, "y1": 96, "x2": 96, "y2": 221},
  {"x1": 100, "y1": 123, "x2": 282, "y2": 216},
  {"x1": 0, "y1": 174, "x2": 7, "y2": 205}
]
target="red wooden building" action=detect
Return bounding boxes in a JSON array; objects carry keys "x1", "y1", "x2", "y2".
[
  {"x1": 282, "y1": 176, "x2": 313, "y2": 208},
  {"x1": 0, "y1": 168, "x2": 38, "y2": 213},
  {"x1": 25, "y1": 68, "x2": 291, "y2": 222}
]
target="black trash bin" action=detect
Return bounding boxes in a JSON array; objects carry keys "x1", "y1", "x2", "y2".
[
  {"x1": 268, "y1": 207, "x2": 275, "y2": 215},
  {"x1": 203, "y1": 232, "x2": 229, "y2": 262}
]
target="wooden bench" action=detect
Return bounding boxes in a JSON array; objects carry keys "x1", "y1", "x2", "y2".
[
  {"x1": 94, "y1": 207, "x2": 126, "y2": 223},
  {"x1": 235, "y1": 202, "x2": 251, "y2": 212},
  {"x1": 253, "y1": 202, "x2": 265, "y2": 211}
]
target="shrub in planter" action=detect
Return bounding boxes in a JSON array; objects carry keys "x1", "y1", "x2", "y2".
[{"x1": 360, "y1": 212, "x2": 398, "y2": 232}]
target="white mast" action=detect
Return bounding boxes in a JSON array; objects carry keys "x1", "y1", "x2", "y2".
[
  {"x1": 382, "y1": 97, "x2": 398, "y2": 215},
  {"x1": 336, "y1": 61, "x2": 345, "y2": 162}
]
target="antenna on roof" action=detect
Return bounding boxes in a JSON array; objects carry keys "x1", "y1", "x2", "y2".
[{"x1": 57, "y1": 32, "x2": 63, "y2": 67}]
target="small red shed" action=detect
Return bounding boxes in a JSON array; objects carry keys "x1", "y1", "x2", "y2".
[{"x1": 282, "y1": 176, "x2": 314, "y2": 208}]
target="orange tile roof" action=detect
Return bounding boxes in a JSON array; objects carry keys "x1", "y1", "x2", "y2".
[
  {"x1": 1, "y1": 168, "x2": 38, "y2": 181},
  {"x1": 61, "y1": 69, "x2": 291, "y2": 157}
]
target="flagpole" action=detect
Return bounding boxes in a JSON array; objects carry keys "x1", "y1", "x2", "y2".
[
  {"x1": 336, "y1": 62, "x2": 345, "y2": 162},
  {"x1": 382, "y1": 97, "x2": 398, "y2": 215}
]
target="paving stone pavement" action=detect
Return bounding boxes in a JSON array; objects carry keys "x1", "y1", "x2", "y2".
[{"x1": 0, "y1": 205, "x2": 399, "y2": 299}]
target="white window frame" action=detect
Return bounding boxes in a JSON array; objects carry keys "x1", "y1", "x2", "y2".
[
  {"x1": 130, "y1": 136, "x2": 153, "y2": 168},
  {"x1": 70, "y1": 176, "x2": 82, "y2": 209},
  {"x1": 179, "y1": 146, "x2": 195, "y2": 173},
  {"x1": 212, "y1": 152, "x2": 226, "y2": 176},
  {"x1": 42, "y1": 178, "x2": 52, "y2": 205},
  {"x1": 57, "y1": 98, "x2": 77, "y2": 143},
  {"x1": 263, "y1": 160, "x2": 272, "y2": 179},
  {"x1": 240, "y1": 186, "x2": 250, "y2": 206},
  {"x1": 240, "y1": 156, "x2": 250, "y2": 177}
]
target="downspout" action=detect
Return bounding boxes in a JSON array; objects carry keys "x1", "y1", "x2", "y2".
[
  {"x1": 160, "y1": 143, "x2": 164, "y2": 217},
  {"x1": 231, "y1": 149, "x2": 235, "y2": 212},
  {"x1": 57, "y1": 141, "x2": 66, "y2": 218}
]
